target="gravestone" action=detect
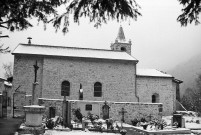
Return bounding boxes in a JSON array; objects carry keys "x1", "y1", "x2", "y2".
[
  {"x1": 63, "y1": 98, "x2": 71, "y2": 127},
  {"x1": 119, "y1": 107, "x2": 127, "y2": 128},
  {"x1": 119, "y1": 107, "x2": 127, "y2": 122},
  {"x1": 49, "y1": 107, "x2": 56, "y2": 118},
  {"x1": 102, "y1": 101, "x2": 110, "y2": 119},
  {"x1": 172, "y1": 114, "x2": 185, "y2": 128}
]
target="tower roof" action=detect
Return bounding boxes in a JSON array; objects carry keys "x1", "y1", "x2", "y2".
[{"x1": 116, "y1": 26, "x2": 126, "y2": 42}]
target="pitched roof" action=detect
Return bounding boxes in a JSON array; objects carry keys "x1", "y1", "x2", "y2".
[
  {"x1": 0, "y1": 77, "x2": 6, "y2": 81},
  {"x1": 116, "y1": 26, "x2": 126, "y2": 42},
  {"x1": 137, "y1": 69, "x2": 173, "y2": 78},
  {"x1": 12, "y1": 44, "x2": 138, "y2": 61}
]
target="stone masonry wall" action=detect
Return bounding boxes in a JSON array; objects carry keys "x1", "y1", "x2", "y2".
[
  {"x1": 172, "y1": 82, "x2": 177, "y2": 112},
  {"x1": 137, "y1": 76, "x2": 174, "y2": 115},
  {"x1": 111, "y1": 42, "x2": 132, "y2": 55},
  {"x1": 42, "y1": 57, "x2": 137, "y2": 102},
  {"x1": 13, "y1": 55, "x2": 43, "y2": 95},
  {"x1": 12, "y1": 55, "x2": 44, "y2": 116},
  {"x1": 39, "y1": 99, "x2": 162, "y2": 124}
]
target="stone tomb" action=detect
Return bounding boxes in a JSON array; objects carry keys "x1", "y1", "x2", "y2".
[{"x1": 18, "y1": 105, "x2": 45, "y2": 134}]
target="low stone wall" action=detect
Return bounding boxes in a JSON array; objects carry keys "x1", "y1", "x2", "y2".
[
  {"x1": 38, "y1": 98, "x2": 163, "y2": 124},
  {"x1": 127, "y1": 127, "x2": 191, "y2": 135}
]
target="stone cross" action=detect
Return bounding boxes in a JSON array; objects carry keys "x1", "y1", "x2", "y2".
[
  {"x1": 119, "y1": 107, "x2": 127, "y2": 123},
  {"x1": 148, "y1": 114, "x2": 154, "y2": 121},
  {"x1": 33, "y1": 61, "x2": 39, "y2": 83}
]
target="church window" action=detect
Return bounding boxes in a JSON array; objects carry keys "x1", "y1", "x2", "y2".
[
  {"x1": 61, "y1": 81, "x2": 70, "y2": 96},
  {"x1": 79, "y1": 84, "x2": 83, "y2": 100},
  {"x1": 121, "y1": 47, "x2": 126, "y2": 51},
  {"x1": 152, "y1": 93, "x2": 159, "y2": 103},
  {"x1": 94, "y1": 82, "x2": 102, "y2": 97},
  {"x1": 85, "y1": 104, "x2": 92, "y2": 111}
]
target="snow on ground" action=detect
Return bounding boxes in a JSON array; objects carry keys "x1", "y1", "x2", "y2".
[
  {"x1": 44, "y1": 130, "x2": 120, "y2": 135},
  {"x1": 162, "y1": 115, "x2": 201, "y2": 130}
]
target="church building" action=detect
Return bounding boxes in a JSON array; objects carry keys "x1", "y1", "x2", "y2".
[{"x1": 11, "y1": 26, "x2": 182, "y2": 122}]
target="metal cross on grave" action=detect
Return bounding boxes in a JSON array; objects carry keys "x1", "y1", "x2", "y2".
[
  {"x1": 148, "y1": 114, "x2": 154, "y2": 121},
  {"x1": 33, "y1": 60, "x2": 39, "y2": 83},
  {"x1": 119, "y1": 107, "x2": 127, "y2": 127}
]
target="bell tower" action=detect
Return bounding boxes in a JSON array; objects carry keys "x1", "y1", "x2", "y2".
[{"x1": 110, "y1": 26, "x2": 132, "y2": 55}]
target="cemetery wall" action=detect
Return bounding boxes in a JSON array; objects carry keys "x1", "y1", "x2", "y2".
[
  {"x1": 137, "y1": 77, "x2": 174, "y2": 116},
  {"x1": 39, "y1": 98, "x2": 162, "y2": 124}
]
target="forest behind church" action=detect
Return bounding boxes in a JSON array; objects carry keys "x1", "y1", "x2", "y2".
[{"x1": 168, "y1": 52, "x2": 201, "y2": 97}]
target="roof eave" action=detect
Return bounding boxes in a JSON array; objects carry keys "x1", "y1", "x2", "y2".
[
  {"x1": 173, "y1": 78, "x2": 183, "y2": 84},
  {"x1": 12, "y1": 53, "x2": 138, "y2": 62},
  {"x1": 136, "y1": 75, "x2": 174, "y2": 79}
]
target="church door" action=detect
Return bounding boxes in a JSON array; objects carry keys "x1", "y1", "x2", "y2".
[{"x1": 102, "y1": 104, "x2": 110, "y2": 119}]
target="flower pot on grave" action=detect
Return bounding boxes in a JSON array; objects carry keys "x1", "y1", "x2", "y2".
[
  {"x1": 120, "y1": 129, "x2": 127, "y2": 135},
  {"x1": 142, "y1": 124, "x2": 148, "y2": 130},
  {"x1": 160, "y1": 125, "x2": 164, "y2": 130}
]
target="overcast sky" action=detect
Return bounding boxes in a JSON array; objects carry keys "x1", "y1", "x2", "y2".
[{"x1": 0, "y1": 0, "x2": 201, "y2": 78}]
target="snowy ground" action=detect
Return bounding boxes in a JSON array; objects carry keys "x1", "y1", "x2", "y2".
[
  {"x1": 44, "y1": 130, "x2": 120, "y2": 135},
  {"x1": 17, "y1": 111, "x2": 201, "y2": 135},
  {"x1": 162, "y1": 112, "x2": 201, "y2": 135}
]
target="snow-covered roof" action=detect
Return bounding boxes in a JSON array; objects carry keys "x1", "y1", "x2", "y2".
[
  {"x1": 115, "y1": 25, "x2": 130, "y2": 43},
  {"x1": 12, "y1": 44, "x2": 138, "y2": 61},
  {"x1": 137, "y1": 69, "x2": 173, "y2": 78},
  {"x1": 0, "y1": 77, "x2": 6, "y2": 81},
  {"x1": 4, "y1": 81, "x2": 12, "y2": 87}
]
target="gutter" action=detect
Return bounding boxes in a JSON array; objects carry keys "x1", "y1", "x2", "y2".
[{"x1": 135, "y1": 65, "x2": 140, "y2": 102}]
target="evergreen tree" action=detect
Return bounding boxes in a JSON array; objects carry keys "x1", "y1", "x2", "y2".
[
  {"x1": 178, "y1": 0, "x2": 201, "y2": 26},
  {"x1": 181, "y1": 74, "x2": 201, "y2": 115}
]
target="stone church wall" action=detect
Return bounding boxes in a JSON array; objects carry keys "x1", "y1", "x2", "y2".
[
  {"x1": 12, "y1": 55, "x2": 44, "y2": 95},
  {"x1": 42, "y1": 57, "x2": 138, "y2": 102},
  {"x1": 39, "y1": 98, "x2": 162, "y2": 124},
  {"x1": 137, "y1": 76, "x2": 174, "y2": 115},
  {"x1": 172, "y1": 82, "x2": 177, "y2": 112}
]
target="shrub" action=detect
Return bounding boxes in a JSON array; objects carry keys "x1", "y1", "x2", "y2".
[
  {"x1": 87, "y1": 112, "x2": 99, "y2": 124},
  {"x1": 73, "y1": 108, "x2": 83, "y2": 123},
  {"x1": 120, "y1": 129, "x2": 127, "y2": 135},
  {"x1": 46, "y1": 119, "x2": 55, "y2": 129},
  {"x1": 151, "y1": 119, "x2": 167, "y2": 130},
  {"x1": 141, "y1": 118, "x2": 146, "y2": 122},
  {"x1": 106, "y1": 118, "x2": 114, "y2": 130},
  {"x1": 131, "y1": 118, "x2": 139, "y2": 126},
  {"x1": 196, "y1": 120, "x2": 200, "y2": 124}
]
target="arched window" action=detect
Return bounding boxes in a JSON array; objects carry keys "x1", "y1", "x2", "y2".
[
  {"x1": 152, "y1": 93, "x2": 159, "y2": 103},
  {"x1": 121, "y1": 47, "x2": 126, "y2": 51},
  {"x1": 61, "y1": 81, "x2": 70, "y2": 96},
  {"x1": 79, "y1": 84, "x2": 83, "y2": 100},
  {"x1": 94, "y1": 82, "x2": 102, "y2": 97}
]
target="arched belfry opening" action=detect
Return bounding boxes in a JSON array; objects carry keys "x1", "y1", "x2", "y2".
[{"x1": 121, "y1": 47, "x2": 127, "y2": 52}]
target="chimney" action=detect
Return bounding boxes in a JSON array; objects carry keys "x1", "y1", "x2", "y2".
[{"x1": 27, "y1": 37, "x2": 32, "y2": 44}]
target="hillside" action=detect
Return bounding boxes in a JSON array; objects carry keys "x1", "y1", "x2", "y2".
[{"x1": 167, "y1": 53, "x2": 201, "y2": 97}]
